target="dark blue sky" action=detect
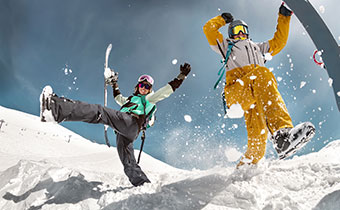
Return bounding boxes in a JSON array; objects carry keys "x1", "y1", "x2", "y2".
[{"x1": 1, "y1": 0, "x2": 339, "y2": 169}]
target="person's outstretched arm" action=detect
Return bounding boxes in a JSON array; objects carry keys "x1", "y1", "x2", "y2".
[
  {"x1": 259, "y1": 4, "x2": 293, "y2": 56},
  {"x1": 147, "y1": 63, "x2": 191, "y2": 104}
]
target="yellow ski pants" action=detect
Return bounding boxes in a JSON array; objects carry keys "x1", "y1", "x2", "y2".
[{"x1": 224, "y1": 65, "x2": 293, "y2": 165}]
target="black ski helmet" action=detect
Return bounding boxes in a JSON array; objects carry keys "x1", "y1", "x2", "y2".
[{"x1": 228, "y1": 20, "x2": 249, "y2": 39}]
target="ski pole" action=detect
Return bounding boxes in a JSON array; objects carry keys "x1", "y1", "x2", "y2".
[{"x1": 137, "y1": 130, "x2": 146, "y2": 164}]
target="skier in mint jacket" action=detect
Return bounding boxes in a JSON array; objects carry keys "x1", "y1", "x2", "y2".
[{"x1": 39, "y1": 63, "x2": 191, "y2": 187}]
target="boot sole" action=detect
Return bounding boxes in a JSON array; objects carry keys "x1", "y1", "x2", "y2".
[{"x1": 279, "y1": 125, "x2": 315, "y2": 160}]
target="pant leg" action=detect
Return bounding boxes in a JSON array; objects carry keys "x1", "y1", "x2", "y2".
[
  {"x1": 51, "y1": 95, "x2": 139, "y2": 140},
  {"x1": 225, "y1": 66, "x2": 293, "y2": 165},
  {"x1": 250, "y1": 67, "x2": 293, "y2": 134},
  {"x1": 241, "y1": 104, "x2": 268, "y2": 165},
  {"x1": 116, "y1": 133, "x2": 150, "y2": 186}
]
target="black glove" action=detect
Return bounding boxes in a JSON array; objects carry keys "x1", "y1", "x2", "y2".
[
  {"x1": 169, "y1": 63, "x2": 191, "y2": 91},
  {"x1": 221, "y1": 13, "x2": 234, "y2": 24},
  {"x1": 180, "y1": 63, "x2": 191, "y2": 77},
  {"x1": 279, "y1": 4, "x2": 293, "y2": 16}
]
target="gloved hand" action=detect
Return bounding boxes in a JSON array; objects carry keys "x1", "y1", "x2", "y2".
[
  {"x1": 169, "y1": 63, "x2": 191, "y2": 91},
  {"x1": 104, "y1": 68, "x2": 119, "y2": 85},
  {"x1": 279, "y1": 3, "x2": 293, "y2": 16},
  {"x1": 221, "y1": 13, "x2": 234, "y2": 24},
  {"x1": 180, "y1": 63, "x2": 191, "y2": 76}
]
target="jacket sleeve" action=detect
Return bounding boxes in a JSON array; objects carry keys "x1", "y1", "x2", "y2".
[
  {"x1": 203, "y1": 15, "x2": 228, "y2": 56},
  {"x1": 114, "y1": 94, "x2": 128, "y2": 106},
  {"x1": 111, "y1": 83, "x2": 128, "y2": 106},
  {"x1": 266, "y1": 13, "x2": 291, "y2": 56},
  {"x1": 146, "y1": 84, "x2": 174, "y2": 104}
]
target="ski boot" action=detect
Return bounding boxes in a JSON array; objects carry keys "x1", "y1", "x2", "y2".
[
  {"x1": 271, "y1": 122, "x2": 315, "y2": 159},
  {"x1": 39, "y1": 85, "x2": 56, "y2": 122}
]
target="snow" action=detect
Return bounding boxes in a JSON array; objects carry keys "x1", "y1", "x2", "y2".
[
  {"x1": 250, "y1": 75, "x2": 257, "y2": 80},
  {"x1": 328, "y1": 78, "x2": 333, "y2": 87},
  {"x1": 184, "y1": 115, "x2": 192, "y2": 122},
  {"x1": 1, "y1": 105, "x2": 340, "y2": 210},
  {"x1": 319, "y1": 5, "x2": 325, "y2": 14},
  {"x1": 172, "y1": 59, "x2": 178, "y2": 65},
  {"x1": 236, "y1": 79, "x2": 244, "y2": 86},
  {"x1": 264, "y1": 53, "x2": 273, "y2": 61},
  {"x1": 225, "y1": 103, "x2": 244, "y2": 119},
  {"x1": 224, "y1": 148, "x2": 242, "y2": 162},
  {"x1": 300, "y1": 81, "x2": 307, "y2": 88}
]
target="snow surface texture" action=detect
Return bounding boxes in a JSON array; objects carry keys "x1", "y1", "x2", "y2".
[{"x1": 0, "y1": 106, "x2": 340, "y2": 210}]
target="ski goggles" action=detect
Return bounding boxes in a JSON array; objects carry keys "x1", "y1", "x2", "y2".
[
  {"x1": 138, "y1": 74, "x2": 154, "y2": 85},
  {"x1": 138, "y1": 83, "x2": 152, "y2": 90},
  {"x1": 230, "y1": 25, "x2": 249, "y2": 36}
]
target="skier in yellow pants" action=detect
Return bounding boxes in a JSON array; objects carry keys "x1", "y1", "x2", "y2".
[{"x1": 203, "y1": 3, "x2": 315, "y2": 167}]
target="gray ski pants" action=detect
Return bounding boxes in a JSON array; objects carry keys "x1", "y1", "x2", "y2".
[{"x1": 50, "y1": 96, "x2": 150, "y2": 187}]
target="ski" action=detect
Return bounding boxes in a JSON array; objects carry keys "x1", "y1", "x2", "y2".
[{"x1": 104, "y1": 44, "x2": 112, "y2": 147}]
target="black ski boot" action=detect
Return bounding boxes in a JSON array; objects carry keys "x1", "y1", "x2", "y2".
[{"x1": 271, "y1": 122, "x2": 315, "y2": 159}]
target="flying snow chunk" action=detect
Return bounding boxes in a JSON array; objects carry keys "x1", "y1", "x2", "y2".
[
  {"x1": 236, "y1": 79, "x2": 244, "y2": 86},
  {"x1": 264, "y1": 53, "x2": 273, "y2": 61},
  {"x1": 328, "y1": 78, "x2": 333, "y2": 87},
  {"x1": 225, "y1": 148, "x2": 242, "y2": 162},
  {"x1": 337, "y1": 91, "x2": 340, "y2": 97},
  {"x1": 232, "y1": 124, "x2": 238, "y2": 129},
  {"x1": 300, "y1": 81, "x2": 306, "y2": 88},
  {"x1": 226, "y1": 103, "x2": 244, "y2": 119},
  {"x1": 184, "y1": 115, "x2": 192, "y2": 122},
  {"x1": 172, "y1": 59, "x2": 178, "y2": 65},
  {"x1": 319, "y1": 5, "x2": 325, "y2": 14},
  {"x1": 250, "y1": 76, "x2": 257, "y2": 80},
  {"x1": 277, "y1": 77, "x2": 283, "y2": 82}
]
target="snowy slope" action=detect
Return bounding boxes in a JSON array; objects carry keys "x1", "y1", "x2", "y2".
[{"x1": 0, "y1": 105, "x2": 340, "y2": 210}]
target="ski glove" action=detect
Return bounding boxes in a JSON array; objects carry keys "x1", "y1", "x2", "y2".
[
  {"x1": 279, "y1": 4, "x2": 293, "y2": 16},
  {"x1": 179, "y1": 63, "x2": 191, "y2": 77},
  {"x1": 221, "y1": 13, "x2": 234, "y2": 24},
  {"x1": 169, "y1": 63, "x2": 191, "y2": 91}
]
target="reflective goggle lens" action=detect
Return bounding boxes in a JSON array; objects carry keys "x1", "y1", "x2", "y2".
[
  {"x1": 138, "y1": 83, "x2": 151, "y2": 89},
  {"x1": 231, "y1": 25, "x2": 248, "y2": 36}
]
